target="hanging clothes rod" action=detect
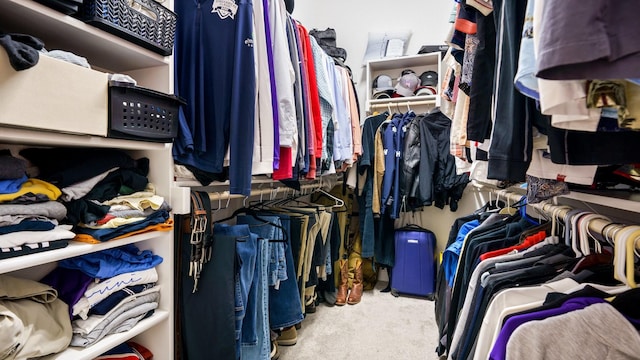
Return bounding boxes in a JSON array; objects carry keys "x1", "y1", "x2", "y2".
[
  {"x1": 488, "y1": 188, "x2": 625, "y2": 238},
  {"x1": 369, "y1": 100, "x2": 436, "y2": 109},
  {"x1": 207, "y1": 181, "x2": 323, "y2": 204},
  {"x1": 485, "y1": 187, "x2": 640, "y2": 288}
]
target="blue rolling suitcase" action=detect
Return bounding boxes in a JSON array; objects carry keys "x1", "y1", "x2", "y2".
[{"x1": 391, "y1": 225, "x2": 436, "y2": 299}]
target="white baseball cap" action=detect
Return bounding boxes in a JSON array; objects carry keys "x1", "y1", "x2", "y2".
[{"x1": 394, "y1": 73, "x2": 420, "y2": 97}]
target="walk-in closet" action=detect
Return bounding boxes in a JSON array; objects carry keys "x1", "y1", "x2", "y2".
[{"x1": 1, "y1": 0, "x2": 640, "y2": 359}]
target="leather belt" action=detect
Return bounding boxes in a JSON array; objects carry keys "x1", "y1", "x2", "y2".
[{"x1": 188, "y1": 191, "x2": 213, "y2": 293}]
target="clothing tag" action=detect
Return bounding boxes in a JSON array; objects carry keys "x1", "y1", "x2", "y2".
[{"x1": 212, "y1": 0, "x2": 238, "y2": 19}]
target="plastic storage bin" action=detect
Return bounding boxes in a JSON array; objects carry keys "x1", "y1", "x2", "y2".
[
  {"x1": 108, "y1": 84, "x2": 183, "y2": 142},
  {"x1": 78, "y1": 0, "x2": 177, "y2": 56},
  {"x1": 34, "y1": 0, "x2": 83, "y2": 15}
]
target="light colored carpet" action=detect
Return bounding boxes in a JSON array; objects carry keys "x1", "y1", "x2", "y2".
[{"x1": 277, "y1": 281, "x2": 441, "y2": 360}]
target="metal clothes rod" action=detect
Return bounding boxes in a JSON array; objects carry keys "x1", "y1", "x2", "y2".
[
  {"x1": 369, "y1": 100, "x2": 436, "y2": 109},
  {"x1": 489, "y1": 188, "x2": 625, "y2": 238},
  {"x1": 207, "y1": 182, "x2": 323, "y2": 204}
]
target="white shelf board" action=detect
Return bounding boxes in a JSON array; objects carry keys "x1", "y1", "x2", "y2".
[
  {"x1": 173, "y1": 175, "x2": 283, "y2": 189},
  {"x1": 0, "y1": 232, "x2": 166, "y2": 274},
  {"x1": 0, "y1": 126, "x2": 170, "y2": 151},
  {"x1": 367, "y1": 53, "x2": 439, "y2": 72},
  {"x1": 41, "y1": 310, "x2": 169, "y2": 360},
  {"x1": 561, "y1": 191, "x2": 640, "y2": 213},
  {"x1": 0, "y1": 0, "x2": 169, "y2": 72},
  {"x1": 368, "y1": 94, "x2": 437, "y2": 106}
]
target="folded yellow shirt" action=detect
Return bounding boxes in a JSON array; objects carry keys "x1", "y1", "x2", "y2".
[{"x1": 0, "y1": 178, "x2": 61, "y2": 202}]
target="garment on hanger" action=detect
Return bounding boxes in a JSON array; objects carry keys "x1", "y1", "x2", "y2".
[
  {"x1": 173, "y1": 0, "x2": 256, "y2": 196},
  {"x1": 173, "y1": 4, "x2": 362, "y2": 191},
  {"x1": 437, "y1": 192, "x2": 640, "y2": 360}
]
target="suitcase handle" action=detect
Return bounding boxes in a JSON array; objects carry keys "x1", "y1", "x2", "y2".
[{"x1": 399, "y1": 223, "x2": 429, "y2": 231}]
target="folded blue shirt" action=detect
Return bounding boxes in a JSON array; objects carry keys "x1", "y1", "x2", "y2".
[
  {"x1": 0, "y1": 175, "x2": 28, "y2": 194},
  {"x1": 59, "y1": 243, "x2": 163, "y2": 279}
]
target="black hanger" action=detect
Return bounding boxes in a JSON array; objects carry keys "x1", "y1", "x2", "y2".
[
  {"x1": 270, "y1": 189, "x2": 323, "y2": 212},
  {"x1": 216, "y1": 206, "x2": 289, "y2": 243}
]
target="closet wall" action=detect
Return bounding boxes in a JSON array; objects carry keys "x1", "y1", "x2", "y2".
[{"x1": 292, "y1": 0, "x2": 485, "y2": 252}]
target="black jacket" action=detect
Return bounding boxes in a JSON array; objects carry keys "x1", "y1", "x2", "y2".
[
  {"x1": 401, "y1": 114, "x2": 423, "y2": 206},
  {"x1": 416, "y1": 108, "x2": 469, "y2": 211}
]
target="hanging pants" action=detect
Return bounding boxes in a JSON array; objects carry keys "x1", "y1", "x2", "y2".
[{"x1": 175, "y1": 215, "x2": 236, "y2": 360}]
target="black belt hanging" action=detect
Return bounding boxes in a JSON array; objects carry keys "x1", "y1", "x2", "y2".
[{"x1": 189, "y1": 191, "x2": 213, "y2": 293}]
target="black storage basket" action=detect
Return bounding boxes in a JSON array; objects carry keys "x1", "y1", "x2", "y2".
[
  {"x1": 108, "y1": 85, "x2": 183, "y2": 143},
  {"x1": 35, "y1": 0, "x2": 83, "y2": 15},
  {"x1": 78, "y1": 0, "x2": 176, "y2": 56}
]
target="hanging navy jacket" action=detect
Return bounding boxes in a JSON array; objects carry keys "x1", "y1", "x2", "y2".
[
  {"x1": 173, "y1": 0, "x2": 256, "y2": 195},
  {"x1": 390, "y1": 111, "x2": 415, "y2": 218},
  {"x1": 381, "y1": 114, "x2": 401, "y2": 215}
]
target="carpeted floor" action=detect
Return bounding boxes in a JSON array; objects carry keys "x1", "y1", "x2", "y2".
[{"x1": 277, "y1": 281, "x2": 441, "y2": 360}]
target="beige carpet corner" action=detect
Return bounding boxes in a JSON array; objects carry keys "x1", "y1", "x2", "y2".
[{"x1": 277, "y1": 281, "x2": 441, "y2": 360}]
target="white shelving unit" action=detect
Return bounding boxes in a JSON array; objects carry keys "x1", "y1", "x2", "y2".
[
  {"x1": 0, "y1": 232, "x2": 163, "y2": 275},
  {"x1": 0, "y1": 0, "x2": 170, "y2": 73},
  {"x1": 365, "y1": 52, "x2": 441, "y2": 113},
  {"x1": 39, "y1": 311, "x2": 171, "y2": 360},
  {"x1": 0, "y1": 1, "x2": 175, "y2": 359}
]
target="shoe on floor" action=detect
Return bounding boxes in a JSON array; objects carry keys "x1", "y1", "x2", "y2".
[
  {"x1": 305, "y1": 293, "x2": 317, "y2": 313},
  {"x1": 277, "y1": 326, "x2": 297, "y2": 346},
  {"x1": 270, "y1": 340, "x2": 280, "y2": 359},
  {"x1": 322, "y1": 290, "x2": 337, "y2": 306}
]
